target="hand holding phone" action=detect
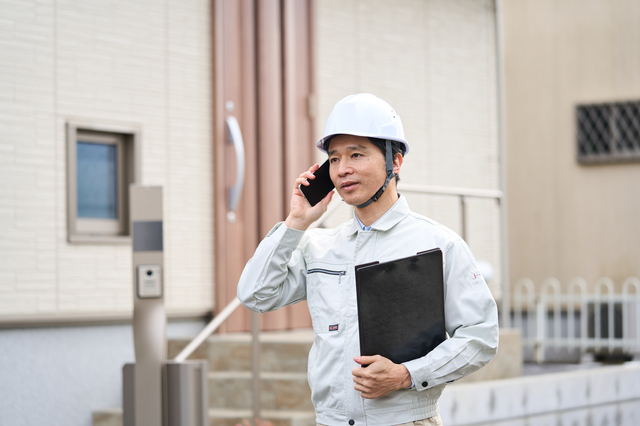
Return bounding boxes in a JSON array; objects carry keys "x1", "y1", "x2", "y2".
[{"x1": 299, "y1": 160, "x2": 335, "y2": 206}]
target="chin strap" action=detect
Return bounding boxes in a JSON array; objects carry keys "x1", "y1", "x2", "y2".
[{"x1": 356, "y1": 140, "x2": 396, "y2": 209}]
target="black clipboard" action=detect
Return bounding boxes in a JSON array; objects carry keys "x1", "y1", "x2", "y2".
[{"x1": 355, "y1": 248, "x2": 445, "y2": 365}]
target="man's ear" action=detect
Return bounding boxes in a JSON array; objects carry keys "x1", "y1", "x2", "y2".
[{"x1": 393, "y1": 153, "x2": 403, "y2": 175}]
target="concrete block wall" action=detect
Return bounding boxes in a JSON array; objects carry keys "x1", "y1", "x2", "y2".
[
  {"x1": 440, "y1": 362, "x2": 640, "y2": 425},
  {"x1": 314, "y1": 0, "x2": 502, "y2": 298},
  {"x1": 0, "y1": 0, "x2": 213, "y2": 318}
]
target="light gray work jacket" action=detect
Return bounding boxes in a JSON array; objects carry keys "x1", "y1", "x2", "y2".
[{"x1": 237, "y1": 196, "x2": 498, "y2": 426}]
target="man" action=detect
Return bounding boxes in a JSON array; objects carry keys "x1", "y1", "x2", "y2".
[{"x1": 238, "y1": 93, "x2": 498, "y2": 426}]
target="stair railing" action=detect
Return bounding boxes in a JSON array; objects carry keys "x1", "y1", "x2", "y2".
[
  {"x1": 173, "y1": 198, "x2": 343, "y2": 424},
  {"x1": 173, "y1": 297, "x2": 242, "y2": 362},
  {"x1": 398, "y1": 183, "x2": 507, "y2": 324},
  {"x1": 173, "y1": 198, "x2": 344, "y2": 363}
]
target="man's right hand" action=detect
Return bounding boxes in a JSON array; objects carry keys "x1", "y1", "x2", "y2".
[{"x1": 284, "y1": 164, "x2": 335, "y2": 231}]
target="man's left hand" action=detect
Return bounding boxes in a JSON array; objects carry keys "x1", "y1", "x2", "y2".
[{"x1": 351, "y1": 355, "x2": 412, "y2": 399}]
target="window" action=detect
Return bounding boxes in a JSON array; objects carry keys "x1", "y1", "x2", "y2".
[
  {"x1": 577, "y1": 101, "x2": 640, "y2": 164},
  {"x1": 67, "y1": 122, "x2": 139, "y2": 243}
]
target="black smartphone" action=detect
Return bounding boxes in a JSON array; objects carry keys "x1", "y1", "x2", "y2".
[{"x1": 299, "y1": 160, "x2": 335, "y2": 206}]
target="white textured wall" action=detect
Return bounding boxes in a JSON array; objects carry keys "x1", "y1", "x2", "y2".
[
  {"x1": 315, "y1": 0, "x2": 502, "y2": 296},
  {"x1": 0, "y1": 0, "x2": 213, "y2": 317}
]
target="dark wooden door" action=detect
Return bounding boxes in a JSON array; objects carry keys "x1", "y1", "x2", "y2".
[{"x1": 213, "y1": 0, "x2": 315, "y2": 332}]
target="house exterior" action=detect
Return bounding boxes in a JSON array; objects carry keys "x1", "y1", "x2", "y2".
[
  {"x1": 502, "y1": 0, "x2": 640, "y2": 292},
  {"x1": 0, "y1": 1, "x2": 501, "y2": 425}
]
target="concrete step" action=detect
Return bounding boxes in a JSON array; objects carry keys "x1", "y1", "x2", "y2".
[
  {"x1": 209, "y1": 371, "x2": 313, "y2": 411},
  {"x1": 94, "y1": 330, "x2": 316, "y2": 426},
  {"x1": 92, "y1": 408, "x2": 122, "y2": 426},
  {"x1": 93, "y1": 371, "x2": 314, "y2": 426},
  {"x1": 168, "y1": 329, "x2": 314, "y2": 373},
  {"x1": 208, "y1": 409, "x2": 316, "y2": 426},
  {"x1": 92, "y1": 407, "x2": 316, "y2": 426}
]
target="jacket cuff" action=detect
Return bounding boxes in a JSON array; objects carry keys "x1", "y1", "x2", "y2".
[
  {"x1": 267, "y1": 222, "x2": 305, "y2": 248},
  {"x1": 402, "y1": 358, "x2": 436, "y2": 391}
]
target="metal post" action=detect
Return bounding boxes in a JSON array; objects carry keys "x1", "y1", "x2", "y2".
[
  {"x1": 165, "y1": 361, "x2": 209, "y2": 426},
  {"x1": 535, "y1": 295, "x2": 545, "y2": 363},
  {"x1": 459, "y1": 195, "x2": 467, "y2": 241},
  {"x1": 128, "y1": 185, "x2": 166, "y2": 426},
  {"x1": 251, "y1": 312, "x2": 261, "y2": 424},
  {"x1": 495, "y1": 0, "x2": 511, "y2": 327}
]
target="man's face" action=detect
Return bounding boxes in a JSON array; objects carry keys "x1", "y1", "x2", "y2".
[{"x1": 326, "y1": 135, "x2": 388, "y2": 206}]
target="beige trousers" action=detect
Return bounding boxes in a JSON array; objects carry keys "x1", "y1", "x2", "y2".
[{"x1": 317, "y1": 412, "x2": 443, "y2": 426}]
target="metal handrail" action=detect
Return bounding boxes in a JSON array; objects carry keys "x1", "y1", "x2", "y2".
[
  {"x1": 399, "y1": 182, "x2": 505, "y2": 309},
  {"x1": 398, "y1": 183, "x2": 503, "y2": 199},
  {"x1": 174, "y1": 297, "x2": 242, "y2": 362},
  {"x1": 173, "y1": 199, "x2": 343, "y2": 362}
]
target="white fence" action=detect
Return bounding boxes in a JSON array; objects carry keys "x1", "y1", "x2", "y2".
[{"x1": 513, "y1": 277, "x2": 640, "y2": 363}]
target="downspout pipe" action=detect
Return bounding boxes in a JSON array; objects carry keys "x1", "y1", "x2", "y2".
[{"x1": 494, "y1": 0, "x2": 511, "y2": 328}]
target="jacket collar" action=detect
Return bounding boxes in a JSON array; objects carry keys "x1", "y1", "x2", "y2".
[{"x1": 345, "y1": 194, "x2": 410, "y2": 236}]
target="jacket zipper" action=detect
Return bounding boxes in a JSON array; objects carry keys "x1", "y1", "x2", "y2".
[{"x1": 307, "y1": 268, "x2": 346, "y2": 284}]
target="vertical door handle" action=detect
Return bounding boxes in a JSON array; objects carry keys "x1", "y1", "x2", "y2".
[{"x1": 226, "y1": 116, "x2": 245, "y2": 222}]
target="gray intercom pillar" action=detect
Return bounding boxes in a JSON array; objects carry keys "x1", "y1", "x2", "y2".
[
  {"x1": 129, "y1": 185, "x2": 166, "y2": 426},
  {"x1": 124, "y1": 185, "x2": 208, "y2": 426}
]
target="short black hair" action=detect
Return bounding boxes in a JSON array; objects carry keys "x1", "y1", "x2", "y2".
[
  {"x1": 367, "y1": 138, "x2": 405, "y2": 158},
  {"x1": 323, "y1": 136, "x2": 405, "y2": 158},
  {"x1": 368, "y1": 138, "x2": 403, "y2": 184}
]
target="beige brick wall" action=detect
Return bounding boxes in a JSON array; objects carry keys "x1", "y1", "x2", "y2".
[
  {"x1": 0, "y1": 0, "x2": 213, "y2": 317},
  {"x1": 315, "y1": 0, "x2": 502, "y2": 297}
]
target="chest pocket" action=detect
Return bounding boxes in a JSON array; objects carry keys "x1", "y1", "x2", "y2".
[{"x1": 306, "y1": 265, "x2": 347, "y2": 334}]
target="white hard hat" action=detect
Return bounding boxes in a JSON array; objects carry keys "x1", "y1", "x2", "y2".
[{"x1": 316, "y1": 93, "x2": 409, "y2": 155}]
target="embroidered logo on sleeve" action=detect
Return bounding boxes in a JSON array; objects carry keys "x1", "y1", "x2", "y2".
[
  {"x1": 473, "y1": 272, "x2": 483, "y2": 279},
  {"x1": 329, "y1": 324, "x2": 339, "y2": 332}
]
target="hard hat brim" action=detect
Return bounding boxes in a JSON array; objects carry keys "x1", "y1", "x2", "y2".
[{"x1": 316, "y1": 133, "x2": 409, "y2": 155}]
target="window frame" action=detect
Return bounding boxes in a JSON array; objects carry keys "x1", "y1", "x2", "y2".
[
  {"x1": 576, "y1": 101, "x2": 640, "y2": 165},
  {"x1": 66, "y1": 121, "x2": 140, "y2": 243}
]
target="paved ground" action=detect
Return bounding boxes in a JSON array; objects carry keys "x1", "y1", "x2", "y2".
[
  {"x1": 522, "y1": 354, "x2": 638, "y2": 376},
  {"x1": 522, "y1": 361, "x2": 603, "y2": 376}
]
